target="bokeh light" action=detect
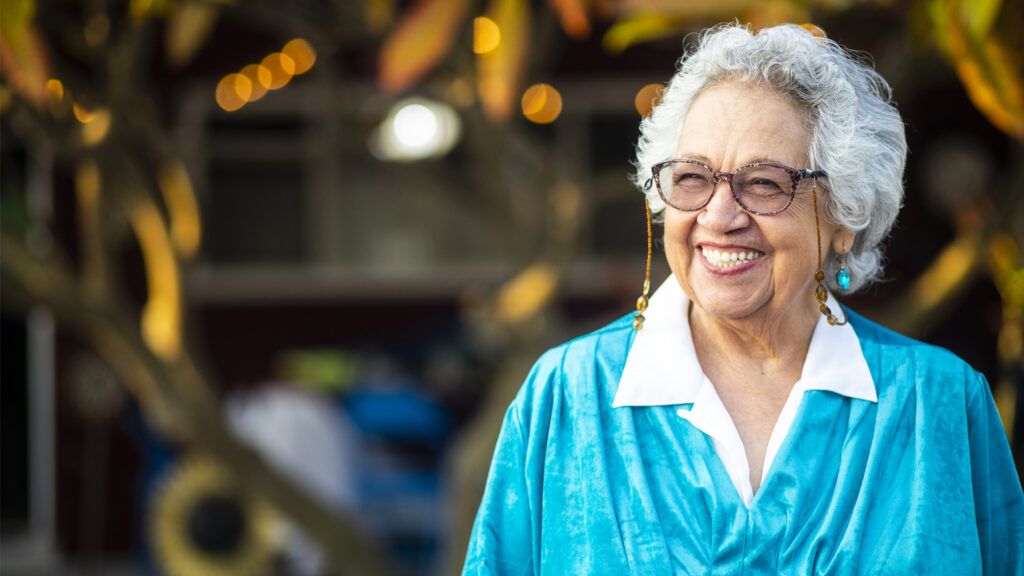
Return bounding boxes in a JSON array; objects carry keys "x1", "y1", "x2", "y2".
[
  {"x1": 215, "y1": 73, "x2": 253, "y2": 112},
  {"x1": 394, "y1": 104, "x2": 438, "y2": 148},
  {"x1": 521, "y1": 83, "x2": 562, "y2": 124},
  {"x1": 282, "y1": 39, "x2": 316, "y2": 75},
  {"x1": 73, "y1": 103, "x2": 96, "y2": 123},
  {"x1": 473, "y1": 17, "x2": 501, "y2": 54},
  {"x1": 46, "y1": 78, "x2": 64, "y2": 102},
  {"x1": 240, "y1": 64, "x2": 271, "y2": 102},
  {"x1": 260, "y1": 53, "x2": 295, "y2": 90},
  {"x1": 81, "y1": 108, "x2": 111, "y2": 146},
  {"x1": 370, "y1": 97, "x2": 462, "y2": 162},
  {"x1": 634, "y1": 83, "x2": 662, "y2": 117}
]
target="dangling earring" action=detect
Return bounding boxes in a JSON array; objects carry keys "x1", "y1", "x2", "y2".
[
  {"x1": 834, "y1": 252, "x2": 851, "y2": 291},
  {"x1": 634, "y1": 193, "x2": 653, "y2": 331},
  {"x1": 811, "y1": 180, "x2": 847, "y2": 326}
]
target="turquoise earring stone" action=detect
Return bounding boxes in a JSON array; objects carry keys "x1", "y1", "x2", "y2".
[{"x1": 836, "y1": 266, "x2": 851, "y2": 290}]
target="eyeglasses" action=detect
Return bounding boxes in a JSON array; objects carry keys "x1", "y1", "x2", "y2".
[{"x1": 647, "y1": 158, "x2": 827, "y2": 216}]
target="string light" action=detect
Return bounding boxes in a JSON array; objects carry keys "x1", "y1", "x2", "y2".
[
  {"x1": 239, "y1": 64, "x2": 271, "y2": 103},
  {"x1": 260, "y1": 53, "x2": 295, "y2": 90},
  {"x1": 521, "y1": 83, "x2": 562, "y2": 124},
  {"x1": 215, "y1": 73, "x2": 251, "y2": 112},
  {"x1": 282, "y1": 39, "x2": 316, "y2": 75},
  {"x1": 473, "y1": 17, "x2": 501, "y2": 54},
  {"x1": 634, "y1": 83, "x2": 662, "y2": 117},
  {"x1": 213, "y1": 39, "x2": 316, "y2": 112}
]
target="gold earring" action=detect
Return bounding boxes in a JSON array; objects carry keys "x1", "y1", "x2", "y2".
[
  {"x1": 634, "y1": 196, "x2": 652, "y2": 331},
  {"x1": 811, "y1": 181, "x2": 847, "y2": 326}
]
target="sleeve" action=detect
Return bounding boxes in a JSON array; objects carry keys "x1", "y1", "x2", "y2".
[
  {"x1": 966, "y1": 370, "x2": 1024, "y2": 574},
  {"x1": 462, "y1": 401, "x2": 535, "y2": 576}
]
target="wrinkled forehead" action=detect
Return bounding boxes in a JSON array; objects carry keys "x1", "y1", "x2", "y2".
[{"x1": 676, "y1": 81, "x2": 813, "y2": 169}]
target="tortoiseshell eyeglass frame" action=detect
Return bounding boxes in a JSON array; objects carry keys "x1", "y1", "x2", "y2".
[{"x1": 645, "y1": 158, "x2": 828, "y2": 216}]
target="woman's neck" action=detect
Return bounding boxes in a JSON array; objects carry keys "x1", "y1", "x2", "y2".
[{"x1": 688, "y1": 296, "x2": 819, "y2": 386}]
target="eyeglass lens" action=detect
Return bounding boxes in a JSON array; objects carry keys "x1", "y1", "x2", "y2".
[{"x1": 658, "y1": 161, "x2": 795, "y2": 213}]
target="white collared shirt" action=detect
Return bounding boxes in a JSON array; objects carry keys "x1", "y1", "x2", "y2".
[{"x1": 612, "y1": 277, "x2": 876, "y2": 507}]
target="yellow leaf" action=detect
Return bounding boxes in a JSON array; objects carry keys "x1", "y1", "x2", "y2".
[
  {"x1": 378, "y1": 0, "x2": 472, "y2": 93},
  {"x1": 0, "y1": 0, "x2": 51, "y2": 108},
  {"x1": 934, "y1": 1, "x2": 1024, "y2": 140},
  {"x1": 130, "y1": 201, "x2": 182, "y2": 361},
  {"x1": 165, "y1": 2, "x2": 219, "y2": 67},
  {"x1": 963, "y1": 0, "x2": 1001, "y2": 39},
  {"x1": 366, "y1": 0, "x2": 397, "y2": 34},
  {"x1": 548, "y1": 0, "x2": 590, "y2": 39},
  {"x1": 612, "y1": 0, "x2": 755, "y2": 19},
  {"x1": 476, "y1": 0, "x2": 530, "y2": 122},
  {"x1": 0, "y1": 0, "x2": 34, "y2": 44},
  {"x1": 495, "y1": 262, "x2": 559, "y2": 325},
  {"x1": 602, "y1": 13, "x2": 687, "y2": 53},
  {"x1": 158, "y1": 162, "x2": 202, "y2": 260}
]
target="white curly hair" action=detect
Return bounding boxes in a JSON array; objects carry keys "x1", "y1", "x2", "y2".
[{"x1": 633, "y1": 23, "x2": 907, "y2": 293}]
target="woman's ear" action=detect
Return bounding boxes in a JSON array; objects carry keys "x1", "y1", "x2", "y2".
[{"x1": 831, "y1": 228, "x2": 856, "y2": 255}]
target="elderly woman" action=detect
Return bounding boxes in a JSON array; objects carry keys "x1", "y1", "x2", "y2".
[{"x1": 462, "y1": 23, "x2": 1023, "y2": 574}]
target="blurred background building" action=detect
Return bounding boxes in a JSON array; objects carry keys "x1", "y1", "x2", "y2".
[{"x1": 1, "y1": 0, "x2": 1021, "y2": 575}]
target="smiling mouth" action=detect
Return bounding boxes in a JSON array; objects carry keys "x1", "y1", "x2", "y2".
[{"x1": 699, "y1": 246, "x2": 766, "y2": 270}]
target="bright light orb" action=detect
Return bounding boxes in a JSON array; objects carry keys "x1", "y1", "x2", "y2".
[
  {"x1": 393, "y1": 104, "x2": 438, "y2": 149},
  {"x1": 370, "y1": 98, "x2": 462, "y2": 162}
]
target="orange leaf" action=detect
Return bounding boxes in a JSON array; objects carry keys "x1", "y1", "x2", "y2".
[
  {"x1": 548, "y1": 0, "x2": 590, "y2": 39},
  {"x1": 932, "y1": 0, "x2": 1024, "y2": 140},
  {"x1": 0, "y1": 0, "x2": 50, "y2": 108},
  {"x1": 476, "y1": 0, "x2": 530, "y2": 122},
  {"x1": 378, "y1": 0, "x2": 472, "y2": 93}
]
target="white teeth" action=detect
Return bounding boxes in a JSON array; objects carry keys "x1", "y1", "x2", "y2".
[{"x1": 700, "y1": 247, "x2": 764, "y2": 268}]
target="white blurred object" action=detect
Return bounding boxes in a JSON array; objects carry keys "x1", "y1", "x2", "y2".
[
  {"x1": 369, "y1": 97, "x2": 462, "y2": 162},
  {"x1": 226, "y1": 384, "x2": 359, "y2": 576}
]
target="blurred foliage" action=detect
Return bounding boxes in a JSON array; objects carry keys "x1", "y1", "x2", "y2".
[
  {"x1": 1, "y1": 0, "x2": 1022, "y2": 574},
  {"x1": 374, "y1": 0, "x2": 1023, "y2": 138}
]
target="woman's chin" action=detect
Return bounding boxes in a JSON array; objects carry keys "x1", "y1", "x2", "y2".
[
  {"x1": 683, "y1": 267, "x2": 771, "y2": 320},
  {"x1": 688, "y1": 278, "x2": 771, "y2": 320},
  {"x1": 692, "y1": 296, "x2": 766, "y2": 321}
]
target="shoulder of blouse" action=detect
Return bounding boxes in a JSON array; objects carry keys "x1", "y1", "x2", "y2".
[
  {"x1": 845, "y1": 307, "x2": 985, "y2": 403},
  {"x1": 508, "y1": 313, "x2": 636, "y2": 430}
]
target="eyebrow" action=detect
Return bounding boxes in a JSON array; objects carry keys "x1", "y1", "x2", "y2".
[{"x1": 675, "y1": 153, "x2": 791, "y2": 167}]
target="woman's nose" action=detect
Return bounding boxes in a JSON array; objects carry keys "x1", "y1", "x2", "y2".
[{"x1": 697, "y1": 179, "x2": 750, "y2": 231}]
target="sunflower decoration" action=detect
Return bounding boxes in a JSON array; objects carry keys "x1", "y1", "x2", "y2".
[{"x1": 151, "y1": 455, "x2": 281, "y2": 576}]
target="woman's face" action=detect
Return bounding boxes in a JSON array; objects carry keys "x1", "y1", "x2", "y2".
[{"x1": 664, "y1": 82, "x2": 837, "y2": 323}]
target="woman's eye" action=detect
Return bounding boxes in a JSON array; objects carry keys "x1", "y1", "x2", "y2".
[{"x1": 676, "y1": 173, "x2": 709, "y2": 183}]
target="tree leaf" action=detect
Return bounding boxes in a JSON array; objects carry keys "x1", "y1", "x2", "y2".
[
  {"x1": 366, "y1": 0, "x2": 397, "y2": 34},
  {"x1": 931, "y1": 0, "x2": 1024, "y2": 140},
  {"x1": 963, "y1": 0, "x2": 1001, "y2": 39},
  {"x1": 495, "y1": 262, "x2": 558, "y2": 326},
  {"x1": 548, "y1": 0, "x2": 590, "y2": 39},
  {"x1": 612, "y1": 0, "x2": 756, "y2": 18},
  {"x1": 378, "y1": 0, "x2": 472, "y2": 93},
  {"x1": 0, "y1": 0, "x2": 50, "y2": 107},
  {"x1": 166, "y1": 1, "x2": 220, "y2": 68},
  {"x1": 476, "y1": 0, "x2": 530, "y2": 122},
  {"x1": 602, "y1": 13, "x2": 689, "y2": 53}
]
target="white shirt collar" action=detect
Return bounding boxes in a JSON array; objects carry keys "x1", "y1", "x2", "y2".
[{"x1": 612, "y1": 277, "x2": 877, "y2": 408}]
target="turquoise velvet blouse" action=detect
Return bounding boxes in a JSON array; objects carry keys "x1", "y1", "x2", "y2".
[{"x1": 463, "y1": 310, "x2": 1024, "y2": 575}]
